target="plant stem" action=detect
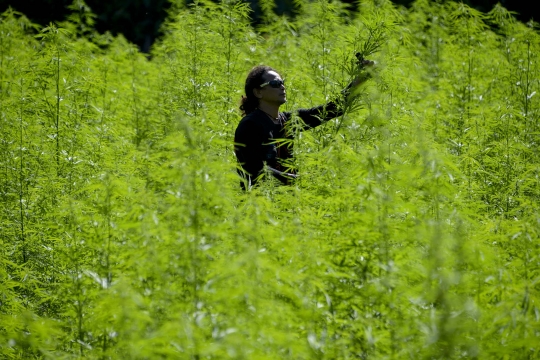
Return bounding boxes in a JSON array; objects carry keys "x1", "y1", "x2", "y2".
[
  {"x1": 55, "y1": 40, "x2": 61, "y2": 177},
  {"x1": 19, "y1": 79, "x2": 26, "y2": 263}
]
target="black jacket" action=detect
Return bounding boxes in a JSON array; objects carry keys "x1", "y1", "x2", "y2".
[{"x1": 234, "y1": 101, "x2": 343, "y2": 189}]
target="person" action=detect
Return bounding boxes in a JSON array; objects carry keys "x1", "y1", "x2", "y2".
[{"x1": 234, "y1": 60, "x2": 374, "y2": 190}]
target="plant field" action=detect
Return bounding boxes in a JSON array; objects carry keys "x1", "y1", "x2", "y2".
[{"x1": 1, "y1": 0, "x2": 539, "y2": 358}]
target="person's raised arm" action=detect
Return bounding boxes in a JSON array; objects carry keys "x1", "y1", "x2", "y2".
[{"x1": 292, "y1": 58, "x2": 375, "y2": 130}]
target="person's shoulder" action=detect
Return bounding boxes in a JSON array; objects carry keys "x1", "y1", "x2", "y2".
[
  {"x1": 235, "y1": 111, "x2": 264, "y2": 135},
  {"x1": 239, "y1": 111, "x2": 259, "y2": 124},
  {"x1": 237, "y1": 111, "x2": 261, "y2": 128}
]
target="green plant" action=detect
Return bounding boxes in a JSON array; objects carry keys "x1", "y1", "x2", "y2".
[{"x1": 1, "y1": 1, "x2": 539, "y2": 358}]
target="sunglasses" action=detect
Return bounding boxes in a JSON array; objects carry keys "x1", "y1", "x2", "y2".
[{"x1": 260, "y1": 79, "x2": 285, "y2": 88}]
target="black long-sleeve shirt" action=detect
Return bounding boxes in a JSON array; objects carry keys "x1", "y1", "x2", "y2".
[{"x1": 234, "y1": 101, "x2": 344, "y2": 189}]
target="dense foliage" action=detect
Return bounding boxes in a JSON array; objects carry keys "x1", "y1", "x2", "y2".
[{"x1": 1, "y1": 0, "x2": 539, "y2": 358}]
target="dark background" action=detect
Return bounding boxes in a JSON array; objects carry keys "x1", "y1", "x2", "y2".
[{"x1": 0, "y1": 0, "x2": 537, "y2": 52}]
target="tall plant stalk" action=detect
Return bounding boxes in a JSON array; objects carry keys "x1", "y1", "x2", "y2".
[
  {"x1": 18, "y1": 78, "x2": 27, "y2": 263},
  {"x1": 1, "y1": 2, "x2": 540, "y2": 358}
]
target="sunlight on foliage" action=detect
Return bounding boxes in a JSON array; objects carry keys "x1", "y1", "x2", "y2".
[{"x1": 0, "y1": 0, "x2": 539, "y2": 358}]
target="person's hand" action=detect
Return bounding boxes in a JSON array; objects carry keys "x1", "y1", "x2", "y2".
[
  {"x1": 341, "y1": 55, "x2": 377, "y2": 98},
  {"x1": 354, "y1": 52, "x2": 375, "y2": 68},
  {"x1": 350, "y1": 57, "x2": 376, "y2": 88},
  {"x1": 358, "y1": 59, "x2": 375, "y2": 68}
]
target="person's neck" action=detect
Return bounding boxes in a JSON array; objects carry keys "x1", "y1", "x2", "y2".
[{"x1": 257, "y1": 103, "x2": 280, "y2": 121}]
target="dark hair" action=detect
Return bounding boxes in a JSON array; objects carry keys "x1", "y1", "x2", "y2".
[{"x1": 239, "y1": 65, "x2": 276, "y2": 116}]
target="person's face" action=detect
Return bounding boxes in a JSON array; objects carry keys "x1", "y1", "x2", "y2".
[{"x1": 254, "y1": 71, "x2": 287, "y2": 106}]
